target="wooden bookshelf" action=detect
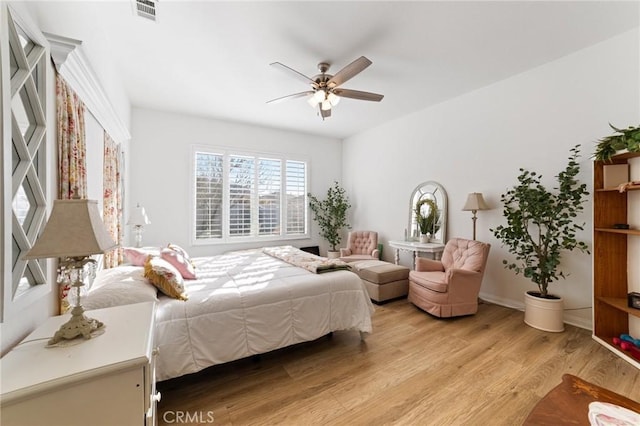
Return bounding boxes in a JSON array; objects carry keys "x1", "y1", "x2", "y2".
[{"x1": 592, "y1": 151, "x2": 640, "y2": 369}]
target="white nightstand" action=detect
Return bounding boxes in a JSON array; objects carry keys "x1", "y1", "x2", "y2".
[{"x1": 0, "y1": 302, "x2": 159, "y2": 426}]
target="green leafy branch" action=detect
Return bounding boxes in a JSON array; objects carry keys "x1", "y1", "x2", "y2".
[{"x1": 593, "y1": 124, "x2": 640, "y2": 162}]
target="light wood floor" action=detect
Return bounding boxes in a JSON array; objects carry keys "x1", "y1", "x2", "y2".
[{"x1": 157, "y1": 299, "x2": 640, "y2": 425}]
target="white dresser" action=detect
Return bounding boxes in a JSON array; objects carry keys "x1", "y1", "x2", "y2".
[{"x1": 0, "y1": 302, "x2": 159, "y2": 426}]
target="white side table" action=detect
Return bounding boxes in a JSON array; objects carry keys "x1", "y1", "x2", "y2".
[
  {"x1": 0, "y1": 302, "x2": 159, "y2": 426},
  {"x1": 388, "y1": 240, "x2": 445, "y2": 268}
]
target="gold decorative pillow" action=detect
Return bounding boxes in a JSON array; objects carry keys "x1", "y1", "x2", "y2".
[{"x1": 144, "y1": 256, "x2": 188, "y2": 300}]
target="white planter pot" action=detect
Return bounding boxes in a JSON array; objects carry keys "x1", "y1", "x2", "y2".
[
  {"x1": 419, "y1": 234, "x2": 430, "y2": 243},
  {"x1": 327, "y1": 251, "x2": 340, "y2": 259},
  {"x1": 524, "y1": 291, "x2": 564, "y2": 332}
]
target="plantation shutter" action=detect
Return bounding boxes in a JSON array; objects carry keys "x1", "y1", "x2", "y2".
[
  {"x1": 286, "y1": 160, "x2": 306, "y2": 235},
  {"x1": 229, "y1": 155, "x2": 254, "y2": 236},
  {"x1": 195, "y1": 152, "x2": 223, "y2": 239},
  {"x1": 258, "y1": 158, "x2": 281, "y2": 236}
]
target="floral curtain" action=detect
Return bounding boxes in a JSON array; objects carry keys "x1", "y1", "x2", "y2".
[
  {"x1": 56, "y1": 74, "x2": 87, "y2": 200},
  {"x1": 103, "y1": 132, "x2": 123, "y2": 268},
  {"x1": 56, "y1": 74, "x2": 87, "y2": 313}
]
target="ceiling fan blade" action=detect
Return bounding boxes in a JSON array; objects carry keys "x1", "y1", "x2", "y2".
[
  {"x1": 333, "y1": 88, "x2": 384, "y2": 102},
  {"x1": 319, "y1": 105, "x2": 331, "y2": 120},
  {"x1": 327, "y1": 56, "x2": 372, "y2": 88},
  {"x1": 266, "y1": 91, "x2": 314, "y2": 104},
  {"x1": 270, "y1": 62, "x2": 317, "y2": 86}
]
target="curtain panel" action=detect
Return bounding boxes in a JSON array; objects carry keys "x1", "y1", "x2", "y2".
[
  {"x1": 55, "y1": 74, "x2": 88, "y2": 313},
  {"x1": 56, "y1": 74, "x2": 87, "y2": 200},
  {"x1": 103, "y1": 132, "x2": 123, "y2": 268}
]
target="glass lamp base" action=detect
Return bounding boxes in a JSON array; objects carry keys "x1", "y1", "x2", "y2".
[{"x1": 134, "y1": 225, "x2": 144, "y2": 248}]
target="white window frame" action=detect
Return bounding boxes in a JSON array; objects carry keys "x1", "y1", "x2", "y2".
[{"x1": 190, "y1": 145, "x2": 310, "y2": 245}]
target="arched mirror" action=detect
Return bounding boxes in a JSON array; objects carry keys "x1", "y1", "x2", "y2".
[{"x1": 408, "y1": 181, "x2": 447, "y2": 244}]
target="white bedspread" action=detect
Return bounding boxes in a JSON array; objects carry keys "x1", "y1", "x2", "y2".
[{"x1": 155, "y1": 248, "x2": 374, "y2": 381}]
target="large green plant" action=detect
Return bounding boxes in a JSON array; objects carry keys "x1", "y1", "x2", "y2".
[
  {"x1": 491, "y1": 145, "x2": 590, "y2": 297},
  {"x1": 308, "y1": 181, "x2": 351, "y2": 252},
  {"x1": 414, "y1": 198, "x2": 440, "y2": 236},
  {"x1": 593, "y1": 124, "x2": 640, "y2": 162}
]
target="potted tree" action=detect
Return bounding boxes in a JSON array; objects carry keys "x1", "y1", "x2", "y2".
[
  {"x1": 308, "y1": 181, "x2": 351, "y2": 258},
  {"x1": 491, "y1": 145, "x2": 590, "y2": 332}
]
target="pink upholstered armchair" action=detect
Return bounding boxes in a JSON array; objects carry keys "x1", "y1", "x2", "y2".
[
  {"x1": 408, "y1": 237, "x2": 490, "y2": 317},
  {"x1": 339, "y1": 231, "x2": 379, "y2": 262}
]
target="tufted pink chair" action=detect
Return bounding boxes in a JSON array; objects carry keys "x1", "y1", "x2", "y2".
[
  {"x1": 408, "y1": 237, "x2": 490, "y2": 317},
  {"x1": 339, "y1": 231, "x2": 379, "y2": 262}
]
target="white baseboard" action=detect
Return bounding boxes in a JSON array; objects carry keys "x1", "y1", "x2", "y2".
[{"x1": 479, "y1": 292, "x2": 524, "y2": 311}]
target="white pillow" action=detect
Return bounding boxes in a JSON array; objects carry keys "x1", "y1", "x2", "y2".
[{"x1": 84, "y1": 266, "x2": 158, "y2": 310}]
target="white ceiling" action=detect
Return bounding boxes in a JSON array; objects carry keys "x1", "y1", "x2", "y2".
[{"x1": 26, "y1": 1, "x2": 640, "y2": 139}]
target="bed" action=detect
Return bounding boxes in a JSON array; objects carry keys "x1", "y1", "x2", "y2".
[{"x1": 84, "y1": 246, "x2": 374, "y2": 381}]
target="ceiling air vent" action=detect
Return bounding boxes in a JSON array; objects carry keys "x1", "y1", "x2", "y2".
[{"x1": 133, "y1": 0, "x2": 157, "y2": 21}]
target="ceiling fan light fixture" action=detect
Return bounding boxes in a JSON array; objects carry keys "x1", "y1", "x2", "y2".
[
  {"x1": 268, "y1": 56, "x2": 383, "y2": 121},
  {"x1": 327, "y1": 92, "x2": 340, "y2": 106},
  {"x1": 307, "y1": 96, "x2": 320, "y2": 108},
  {"x1": 313, "y1": 89, "x2": 326, "y2": 102}
]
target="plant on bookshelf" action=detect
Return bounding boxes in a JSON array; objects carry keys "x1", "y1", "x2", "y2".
[{"x1": 593, "y1": 123, "x2": 640, "y2": 162}]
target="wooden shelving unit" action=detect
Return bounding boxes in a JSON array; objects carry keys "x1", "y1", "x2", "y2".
[{"x1": 593, "y1": 152, "x2": 640, "y2": 369}]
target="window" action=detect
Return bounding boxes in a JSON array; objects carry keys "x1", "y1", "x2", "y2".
[{"x1": 193, "y1": 147, "x2": 308, "y2": 243}]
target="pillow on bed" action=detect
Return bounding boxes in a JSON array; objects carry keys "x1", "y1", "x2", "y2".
[
  {"x1": 161, "y1": 247, "x2": 196, "y2": 279},
  {"x1": 84, "y1": 266, "x2": 158, "y2": 310},
  {"x1": 144, "y1": 256, "x2": 188, "y2": 300},
  {"x1": 124, "y1": 247, "x2": 160, "y2": 266},
  {"x1": 167, "y1": 244, "x2": 193, "y2": 262}
]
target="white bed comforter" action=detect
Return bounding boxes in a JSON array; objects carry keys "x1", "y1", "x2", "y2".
[{"x1": 155, "y1": 248, "x2": 374, "y2": 381}]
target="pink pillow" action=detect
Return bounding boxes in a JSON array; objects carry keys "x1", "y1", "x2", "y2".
[
  {"x1": 161, "y1": 247, "x2": 196, "y2": 280},
  {"x1": 124, "y1": 247, "x2": 159, "y2": 266},
  {"x1": 167, "y1": 244, "x2": 190, "y2": 260}
]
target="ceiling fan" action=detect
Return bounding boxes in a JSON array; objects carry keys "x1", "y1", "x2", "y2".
[{"x1": 267, "y1": 56, "x2": 384, "y2": 120}]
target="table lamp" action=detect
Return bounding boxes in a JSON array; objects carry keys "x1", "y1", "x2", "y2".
[
  {"x1": 462, "y1": 192, "x2": 489, "y2": 240},
  {"x1": 23, "y1": 198, "x2": 117, "y2": 346},
  {"x1": 127, "y1": 203, "x2": 150, "y2": 248}
]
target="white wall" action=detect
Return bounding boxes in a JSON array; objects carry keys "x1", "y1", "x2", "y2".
[
  {"x1": 343, "y1": 28, "x2": 640, "y2": 329},
  {"x1": 128, "y1": 108, "x2": 343, "y2": 257}
]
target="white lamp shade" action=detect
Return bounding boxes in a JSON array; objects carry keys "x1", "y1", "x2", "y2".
[
  {"x1": 462, "y1": 193, "x2": 489, "y2": 211},
  {"x1": 307, "y1": 96, "x2": 320, "y2": 108},
  {"x1": 24, "y1": 199, "x2": 117, "y2": 259},
  {"x1": 327, "y1": 92, "x2": 340, "y2": 106},
  {"x1": 127, "y1": 204, "x2": 150, "y2": 226},
  {"x1": 313, "y1": 89, "x2": 326, "y2": 102}
]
